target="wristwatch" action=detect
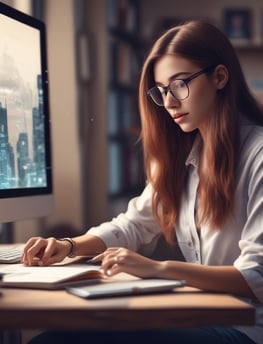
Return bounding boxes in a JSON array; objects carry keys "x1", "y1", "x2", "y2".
[{"x1": 58, "y1": 237, "x2": 76, "y2": 258}]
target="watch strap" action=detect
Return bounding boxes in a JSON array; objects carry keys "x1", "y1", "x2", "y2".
[{"x1": 59, "y1": 237, "x2": 76, "y2": 258}]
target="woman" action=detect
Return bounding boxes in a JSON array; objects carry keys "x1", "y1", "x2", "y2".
[{"x1": 24, "y1": 20, "x2": 262, "y2": 344}]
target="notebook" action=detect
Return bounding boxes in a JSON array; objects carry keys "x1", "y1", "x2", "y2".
[
  {"x1": 0, "y1": 263, "x2": 102, "y2": 289},
  {"x1": 67, "y1": 278, "x2": 186, "y2": 299}
]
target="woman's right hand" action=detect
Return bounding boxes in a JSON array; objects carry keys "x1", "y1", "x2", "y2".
[{"x1": 22, "y1": 237, "x2": 71, "y2": 266}]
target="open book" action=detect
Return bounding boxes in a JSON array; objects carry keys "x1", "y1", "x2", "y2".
[
  {"x1": 0, "y1": 262, "x2": 102, "y2": 289},
  {"x1": 0, "y1": 260, "x2": 186, "y2": 294}
]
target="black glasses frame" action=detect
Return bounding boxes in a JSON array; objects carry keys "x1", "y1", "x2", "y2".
[{"x1": 147, "y1": 65, "x2": 216, "y2": 106}]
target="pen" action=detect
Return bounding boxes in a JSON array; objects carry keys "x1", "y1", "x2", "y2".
[{"x1": 86, "y1": 258, "x2": 101, "y2": 266}]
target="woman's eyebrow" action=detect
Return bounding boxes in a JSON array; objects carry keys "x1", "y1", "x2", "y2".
[{"x1": 155, "y1": 71, "x2": 192, "y2": 86}]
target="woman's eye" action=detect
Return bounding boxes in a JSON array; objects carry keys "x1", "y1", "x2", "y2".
[{"x1": 173, "y1": 80, "x2": 186, "y2": 89}]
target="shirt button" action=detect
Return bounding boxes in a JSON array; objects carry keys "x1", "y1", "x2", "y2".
[{"x1": 188, "y1": 241, "x2": 192, "y2": 247}]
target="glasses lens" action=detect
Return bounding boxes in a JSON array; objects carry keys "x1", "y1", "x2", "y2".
[
  {"x1": 170, "y1": 80, "x2": 188, "y2": 100},
  {"x1": 148, "y1": 87, "x2": 164, "y2": 106}
]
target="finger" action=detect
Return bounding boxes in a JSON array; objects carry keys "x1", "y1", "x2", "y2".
[
  {"x1": 37, "y1": 253, "x2": 62, "y2": 266},
  {"x1": 23, "y1": 238, "x2": 45, "y2": 265},
  {"x1": 92, "y1": 252, "x2": 105, "y2": 262},
  {"x1": 22, "y1": 238, "x2": 37, "y2": 264},
  {"x1": 100, "y1": 254, "x2": 122, "y2": 277},
  {"x1": 92, "y1": 247, "x2": 119, "y2": 262},
  {"x1": 105, "y1": 247, "x2": 119, "y2": 252},
  {"x1": 23, "y1": 237, "x2": 40, "y2": 256},
  {"x1": 104, "y1": 260, "x2": 121, "y2": 277},
  {"x1": 23, "y1": 238, "x2": 54, "y2": 266},
  {"x1": 38, "y1": 238, "x2": 57, "y2": 264}
]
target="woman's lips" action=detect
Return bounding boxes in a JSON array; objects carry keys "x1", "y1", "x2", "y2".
[{"x1": 172, "y1": 113, "x2": 188, "y2": 123}]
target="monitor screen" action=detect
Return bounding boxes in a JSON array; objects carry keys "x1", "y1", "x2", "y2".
[{"x1": 0, "y1": 2, "x2": 53, "y2": 223}]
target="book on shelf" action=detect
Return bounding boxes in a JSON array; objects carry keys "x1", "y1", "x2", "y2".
[
  {"x1": 108, "y1": 91, "x2": 120, "y2": 135},
  {"x1": 251, "y1": 79, "x2": 263, "y2": 106},
  {"x1": 108, "y1": 140, "x2": 142, "y2": 195},
  {"x1": 107, "y1": 0, "x2": 137, "y2": 33},
  {"x1": 0, "y1": 261, "x2": 102, "y2": 290},
  {"x1": 108, "y1": 141, "x2": 123, "y2": 194},
  {"x1": 122, "y1": 145, "x2": 139, "y2": 189},
  {"x1": 108, "y1": 91, "x2": 137, "y2": 136},
  {"x1": 119, "y1": 93, "x2": 132, "y2": 131},
  {"x1": 115, "y1": 42, "x2": 133, "y2": 85},
  {"x1": 129, "y1": 148, "x2": 141, "y2": 187}
]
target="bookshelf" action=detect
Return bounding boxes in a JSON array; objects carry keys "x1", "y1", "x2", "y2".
[
  {"x1": 106, "y1": 0, "x2": 144, "y2": 214},
  {"x1": 236, "y1": 47, "x2": 263, "y2": 107},
  {"x1": 220, "y1": 7, "x2": 263, "y2": 107}
]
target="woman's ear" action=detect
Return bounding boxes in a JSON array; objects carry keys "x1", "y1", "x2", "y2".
[{"x1": 213, "y1": 64, "x2": 229, "y2": 90}]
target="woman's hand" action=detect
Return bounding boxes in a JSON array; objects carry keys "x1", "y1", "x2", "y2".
[
  {"x1": 92, "y1": 247, "x2": 162, "y2": 278},
  {"x1": 22, "y1": 237, "x2": 70, "y2": 266}
]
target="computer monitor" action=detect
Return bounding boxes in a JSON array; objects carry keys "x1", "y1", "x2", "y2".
[{"x1": 0, "y1": 2, "x2": 53, "y2": 223}]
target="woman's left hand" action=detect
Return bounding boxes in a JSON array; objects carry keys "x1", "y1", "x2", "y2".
[{"x1": 92, "y1": 247, "x2": 162, "y2": 278}]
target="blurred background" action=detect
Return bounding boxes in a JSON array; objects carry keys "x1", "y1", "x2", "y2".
[{"x1": 1, "y1": 0, "x2": 263, "y2": 244}]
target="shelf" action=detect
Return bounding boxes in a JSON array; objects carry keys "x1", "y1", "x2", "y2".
[
  {"x1": 108, "y1": 140, "x2": 143, "y2": 195},
  {"x1": 107, "y1": 0, "x2": 143, "y2": 202},
  {"x1": 232, "y1": 42, "x2": 263, "y2": 52},
  {"x1": 107, "y1": 0, "x2": 139, "y2": 35},
  {"x1": 109, "y1": 81, "x2": 136, "y2": 92},
  {"x1": 109, "y1": 27, "x2": 140, "y2": 46},
  {"x1": 108, "y1": 130, "x2": 140, "y2": 142}
]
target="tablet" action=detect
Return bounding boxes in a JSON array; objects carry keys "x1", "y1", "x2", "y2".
[{"x1": 66, "y1": 278, "x2": 186, "y2": 299}]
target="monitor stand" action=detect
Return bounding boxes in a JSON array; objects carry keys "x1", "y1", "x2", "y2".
[
  {"x1": 0, "y1": 222, "x2": 14, "y2": 244},
  {"x1": 0, "y1": 222, "x2": 14, "y2": 298}
]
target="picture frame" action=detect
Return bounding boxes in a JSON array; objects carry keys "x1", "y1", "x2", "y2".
[{"x1": 223, "y1": 9, "x2": 252, "y2": 43}]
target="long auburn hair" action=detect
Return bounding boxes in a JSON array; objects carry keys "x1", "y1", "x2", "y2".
[{"x1": 138, "y1": 20, "x2": 263, "y2": 244}]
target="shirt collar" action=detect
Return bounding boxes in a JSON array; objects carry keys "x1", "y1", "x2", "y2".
[{"x1": 185, "y1": 133, "x2": 202, "y2": 168}]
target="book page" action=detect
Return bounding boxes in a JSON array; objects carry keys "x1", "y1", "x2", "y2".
[{"x1": 0, "y1": 263, "x2": 101, "y2": 284}]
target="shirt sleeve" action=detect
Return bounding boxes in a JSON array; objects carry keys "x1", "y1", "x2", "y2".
[
  {"x1": 234, "y1": 134, "x2": 263, "y2": 304},
  {"x1": 87, "y1": 184, "x2": 163, "y2": 255}
]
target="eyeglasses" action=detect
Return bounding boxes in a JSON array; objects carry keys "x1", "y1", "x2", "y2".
[{"x1": 147, "y1": 65, "x2": 216, "y2": 106}]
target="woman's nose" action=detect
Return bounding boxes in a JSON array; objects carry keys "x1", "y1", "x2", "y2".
[{"x1": 164, "y1": 91, "x2": 181, "y2": 108}]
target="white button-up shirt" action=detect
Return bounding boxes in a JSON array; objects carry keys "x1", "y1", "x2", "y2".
[{"x1": 88, "y1": 121, "x2": 263, "y2": 344}]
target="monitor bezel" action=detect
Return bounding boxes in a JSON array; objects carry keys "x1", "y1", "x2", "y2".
[{"x1": 0, "y1": 2, "x2": 53, "y2": 200}]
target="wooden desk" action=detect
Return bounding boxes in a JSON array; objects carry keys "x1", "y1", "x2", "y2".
[{"x1": 0, "y1": 284, "x2": 255, "y2": 331}]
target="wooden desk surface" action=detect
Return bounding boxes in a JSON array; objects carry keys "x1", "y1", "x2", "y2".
[{"x1": 0, "y1": 284, "x2": 255, "y2": 331}]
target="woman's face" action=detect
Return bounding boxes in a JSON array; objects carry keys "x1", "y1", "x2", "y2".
[{"x1": 153, "y1": 55, "x2": 219, "y2": 135}]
